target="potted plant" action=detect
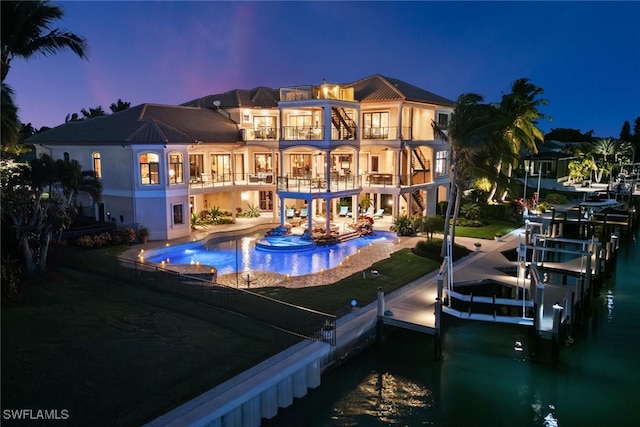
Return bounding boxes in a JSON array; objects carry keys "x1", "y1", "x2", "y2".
[
  {"x1": 138, "y1": 227, "x2": 149, "y2": 244},
  {"x1": 473, "y1": 242, "x2": 482, "y2": 252}
]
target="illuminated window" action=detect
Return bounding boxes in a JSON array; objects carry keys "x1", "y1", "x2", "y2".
[
  {"x1": 363, "y1": 112, "x2": 389, "y2": 139},
  {"x1": 168, "y1": 153, "x2": 183, "y2": 184},
  {"x1": 435, "y1": 151, "x2": 448, "y2": 176},
  {"x1": 254, "y1": 153, "x2": 273, "y2": 172},
  {"x1": 92, "y1": 152, "x2": 102, "y2": 179},
  {"x1": 139, "y1": 152, "x2": 160, "y2": 185}
]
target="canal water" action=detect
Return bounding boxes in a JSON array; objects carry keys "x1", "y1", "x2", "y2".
[{"x1": 263, "y1": 226, "x2": 640, "y2": 427}]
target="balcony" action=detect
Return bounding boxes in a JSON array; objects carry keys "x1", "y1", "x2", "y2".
[
  {"x1": 248, "y1": 127, "x2": 278, "y2": 141},
  {"x1": 362, "y1": 126, "x2": 399, "y2": 140},
  {"x1": 188, "y1": 172, "x2": 276, "y2": 190},
  {"x1": 280, "y1": 84, "x2": 354, "y2": 102},
  {"x1": 281, "y1": 125, "x2": 324, "y2": 141},
  {"x1": 277, "y1": 174, "x2": 361, "y2": 194}
]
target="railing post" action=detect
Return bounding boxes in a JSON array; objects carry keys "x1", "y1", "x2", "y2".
[{"x1": 377, "y1": 287, "x2": 385, "y2": 345}]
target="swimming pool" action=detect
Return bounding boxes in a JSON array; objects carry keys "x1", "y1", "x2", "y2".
[{"x1": 144, "y1": 231, "x2": 397, "y2": 276}]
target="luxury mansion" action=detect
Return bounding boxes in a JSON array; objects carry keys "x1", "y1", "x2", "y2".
[{"x1": 28, "y1": 74, "x2": 454, "y2": 241}]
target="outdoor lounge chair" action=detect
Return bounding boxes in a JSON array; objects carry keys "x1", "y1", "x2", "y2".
[
  {"x1": 360, "y1": 207, "x2": 374, "y2": 217},
  {"x1": 339, "y1": 206, "x2": 349, "y2": 217},
  {"x1": 372, "y1": 209, "x2": 385, "y2": 219},
  {"x1": 286, "y1": 208, "x2": 295, "y2": 219},
  {"x1": 300, "y1": 207, "x2": 308, "y2": 218}
]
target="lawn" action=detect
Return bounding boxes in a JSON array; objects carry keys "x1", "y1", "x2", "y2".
[
  {"x1": 1, "y1": 248, "x2": 441, "y2": 426},
  {"x1": 255, "y1": 249, "x2": 441, "y2": 315},
  {"x1": 452, "y1": 219, "x2": 521, "y2": 240},
  {"x1": 1, "y1": 268, "x2": 301, "y2": 426}
]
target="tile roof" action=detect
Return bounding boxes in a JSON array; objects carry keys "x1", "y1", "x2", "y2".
[
  {"x1": 183, "y1": 76, "x2": 452, "y2": 108},
  {"x1": 350, "y1": 74, "x2": 455, "y2": 106},
  {"x1": 182, "y1": 87, "x2": 279, "y2": 109},
  {"x1": 26, "y1": 104, "x2": 240, "y2": 145}
]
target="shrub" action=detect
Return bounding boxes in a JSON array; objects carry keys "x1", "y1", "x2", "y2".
[
  {"x1": 241, "y1": 204, "x2": 261, "y2": 218},
  {"x1": 437, "y1": 201, "x2": 448, "y2": 217},
  {"x1": 460, "y1": 202, "x2": 484, "y2": 220},
  {"x1": 538, "y1": 201, "x2": 551, "y2": 213},
  {"x1": 391, "y1": 215, "x2": 414, "y2": 236},
  {"x1": 412, "y1": 239, "x2": 471, "y2": 262},
  {"x1": 111, "y1": 227, "x2": 136, "y2": 245},
  {"x1": 213, "y1": 217, "x2": 235, "y2": 225}
]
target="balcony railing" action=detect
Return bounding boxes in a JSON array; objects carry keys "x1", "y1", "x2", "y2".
[
  {"x1": 248, "y1": 127, "x2": 278, "y2": 141},
  {"x1": 362, "y1": 126, "x2": 398, "y2": 140},
  {"x1": 280, "y1": 84, "x2": 354, "y2": 102},
  {"x1": 187, "y1": 171, "x2": 439, "y2": 191},
  {"x1": 189, "y1": 172, "x2": 276, "y2": 189},
  {"x1": 281, "y1": 125, "x2": 324, "y2": 141},
  {"x1": 277, "y1": 175, "x2": 361, "y2": 193}
]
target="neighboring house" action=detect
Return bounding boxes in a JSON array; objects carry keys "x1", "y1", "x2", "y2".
[
  {"x1": 521, "y1": 140, "x2": 579, "y2": 186},
  {"x1": 28, "y1": 74, "x2": 454, "y2": 241}
]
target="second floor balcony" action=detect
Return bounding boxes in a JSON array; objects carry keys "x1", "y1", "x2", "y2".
[{"x1": 188, "y1": 171, "x2": 439, "y2": 193}]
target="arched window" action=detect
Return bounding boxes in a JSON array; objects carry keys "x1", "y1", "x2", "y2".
[
  {"x1": 92, "y1": 152, "x2": 102, "y2": 179},
  {"x1": 139, "y1": 152, "x2": 160, "y2": 185},
  {"x1": 168, "y1": 152, "x2": 183, "y2": 184}
]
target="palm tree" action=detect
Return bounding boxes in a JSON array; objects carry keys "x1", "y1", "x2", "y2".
[
  {"x1": 1, "y1": 83, "x2": 20, "y2": 154},
  {"x1": 109, "y1": 99, "x2": 131, "y2": 113},
  {"x1": 591, "y1": 138, "x2": 617, "y2": 163},
  {"x1": 80, "y1": 106, "x2": 106, "y2": 120},
  {"x1": 1, "y1": 1, "x2": 88, "y2": 152},
  {"x1": 433, "y1": 93, "x2": 503, "y2": 255},
  {"x1": 1, "y1": 154, "x2": 101, "y2": 277},
  {"x1": 1, "y1": 1, "x2": 88, "y2": 82},
  {"x1": 487, "y1": 78, "x2": 548, "y2": 202}
]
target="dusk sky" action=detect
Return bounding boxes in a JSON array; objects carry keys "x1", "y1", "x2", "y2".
[{"x1": 8, "y1": 1, "x2": 640, "y2": 138}]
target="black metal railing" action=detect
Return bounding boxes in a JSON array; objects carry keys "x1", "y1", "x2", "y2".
[{"x1": 48, "y1": 244, "x2": 336, "y2": 345}]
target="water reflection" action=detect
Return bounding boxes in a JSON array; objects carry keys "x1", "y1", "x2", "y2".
[
  {"x1": 606, "y1": 289, "x2": 614, "y2": 322},
  {"x1": 332, "y1": 373, "x2": 432, "y2": 425}
]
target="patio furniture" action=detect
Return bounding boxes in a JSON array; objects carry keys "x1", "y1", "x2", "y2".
[
  {"x1": 286, "y1": 208, "x2": 295, "y2": 219},
  {"x1": 360, "y1": 207, "x2": 374, "y2": 217},
  {"x1": 300, "y1": 207, "x2": 308, "y2": 218},
  {"x1": 338, "y1": 206, "x2": 349, "y2": 217},
  {"x1": 372, "y1": 209, "x2": 385, "y2": 219}
]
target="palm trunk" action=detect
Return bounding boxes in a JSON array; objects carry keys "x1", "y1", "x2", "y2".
[
  {"x1": 441, "y1": 154, "x2": 459, "y2": 258},
  {"x1": 19, "y1": 235, "x2": 38, "y2": 278},
  {"x1": 37, "y1": 229, "x2": 53, "y2": 275},
  {"x1": 500, "y1": 164, "x2": 513, "y2": 201},
  {"x1": 487, "y1": 160, "x2": 502, "y2": 203},
  {"x1": 451, "y1": 184, "x2": 462, "y2": 248}
]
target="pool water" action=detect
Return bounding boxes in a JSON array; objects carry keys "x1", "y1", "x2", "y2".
[{"x1": 144, "y1": 231, "x2": 397, "y2": 276}]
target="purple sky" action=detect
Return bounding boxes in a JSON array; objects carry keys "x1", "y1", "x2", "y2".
[{"x1": 7, "y1": 1, "x2": 640, "y2": 138}]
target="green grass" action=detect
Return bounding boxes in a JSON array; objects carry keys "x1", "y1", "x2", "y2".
[
  {"x1": 1, "y1": 268, "x2": 300, "y2": 426},
  {"x1": 1, "y1": 248, "x2": 441, "y2": 425},
  {"x1": 452, "y1": 220, "x2": 521, "y2": 240},
  {"x1": 255, "y1": 249, "x2": 440, "y2": 315}
]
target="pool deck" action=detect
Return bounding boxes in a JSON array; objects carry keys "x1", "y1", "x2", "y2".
[{"x1": 123, "y1": 215, "x2": 425, "y2": 289}]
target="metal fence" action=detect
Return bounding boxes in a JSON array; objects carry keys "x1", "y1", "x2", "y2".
[{"x1": 48, "y1": 244, "x2": 336, "y2": 345}]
